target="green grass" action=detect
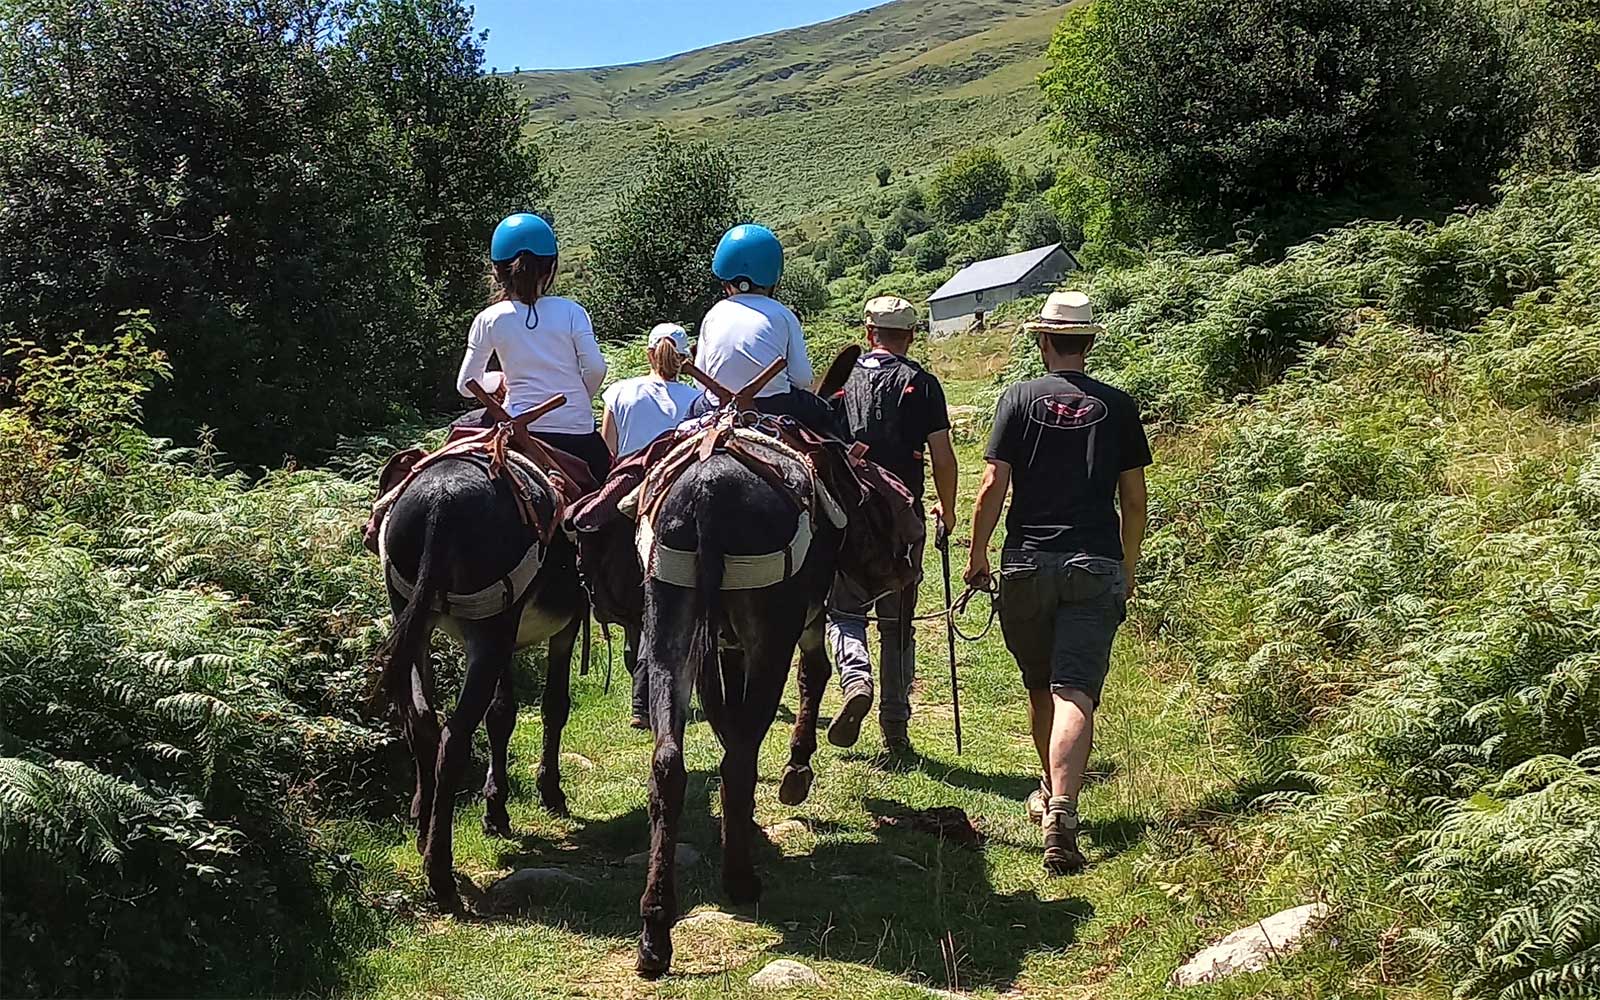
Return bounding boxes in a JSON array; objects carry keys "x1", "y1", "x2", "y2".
[
  {"x1": 331, "y1": 331, "x2": 1386, "y2": 1000},
  {"x1": 515, "y1": 0, "x2": 1076, "y2": 247}
]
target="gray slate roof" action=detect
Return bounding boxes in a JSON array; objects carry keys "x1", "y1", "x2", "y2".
[{"x1": 927, "y1": 243, "x2": 1066, "y2": 302}]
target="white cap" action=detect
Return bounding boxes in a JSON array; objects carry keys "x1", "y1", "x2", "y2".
[{"x1": 648, "y1": 322, "x2": 689, "y2": 356}]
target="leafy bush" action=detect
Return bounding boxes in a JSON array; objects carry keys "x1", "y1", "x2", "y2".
[
  {"x1": 586, "y1": 132, "x2": 745, "y2": 338},
  {"x1": 1, "y1": 326, "x2": 392, "y2": 995},
  {"x1": 776, "y1": 258, "x2": 831, "y2": 319},
  {"x1": 910, "y1": 229, "x2": 950, "y2": 272},
  {"x1": 0, "y1": 0, "x2": 548, "y2": 465},
  {"x1": 1042, "y1": 0, "x2": 1517, "y2": 235},
  {"x1": 1010, "y1": 200, "x2": 1065, "y2": 252},
  {"x1": 928, "y1": 147, "x2": 1011, "y2": 223}
]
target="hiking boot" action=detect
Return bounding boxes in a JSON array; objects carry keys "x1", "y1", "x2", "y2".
[
  {"x1": 880, "y1": 719, "x2": 913, "y2": 754},
  {"x1": 1042, "y1": 796, "x2": 1085, "y2": 875},
  {"x1": 1026, "y1": 775, "x2": 1050, "y2": 825},
  {"x1": 1043, "y1": 796, "x2": 1081, "y2": 870},
  {"x1": 827, "y1": 684, "x2": 873, "y2": 748}
]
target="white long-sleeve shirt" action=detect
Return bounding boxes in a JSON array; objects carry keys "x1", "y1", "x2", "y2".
[
  {"x1": 694, "y1": 294, "x2": 813, "y2": 401},
  {"x1": 455, "y1": 297, "x2": 607, "y2": 434}
]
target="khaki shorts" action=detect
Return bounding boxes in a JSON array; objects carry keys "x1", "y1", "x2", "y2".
[{"x1": 997, "y1": 550, "x2": 1128, "y2": 704}]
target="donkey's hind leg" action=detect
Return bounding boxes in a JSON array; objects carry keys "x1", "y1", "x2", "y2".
[
  {"x1": 482, "y1": 663, "x2": 517, "y2": 839},
  {"x1": 723, "y1": 592, "x2": 805, "y2": 904},
  {"x1": 780, "y1": 611, "x2": 830, "y2": 806},
  {"x1": 637, "y1": 585, "x2": 696, "y2": 978},
  {"x1": 536, "y1": 612, "x2": 580, "y2": 817},
  {"x1": 423, "y1": 613, "x2": 515, "y2": 913}
]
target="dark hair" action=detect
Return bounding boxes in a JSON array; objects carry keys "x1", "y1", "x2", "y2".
[
  {"x1": 1040, "y1": 332, "x2": 1094, "y2": 357},
  {"x1": 492, "y1": 252, "x2": 558, "y2": 307}
]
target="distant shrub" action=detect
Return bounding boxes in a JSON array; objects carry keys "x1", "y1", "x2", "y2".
[
  {"x1": 822, "y1": 252, "x2": 847, "y2": 281},
  {"x1": 776, "y1": 258, "x2": 830, "y2": 319},
  {"x1": 587, "y1": 132, "x2": 745, "y2": 337},
  {"x1": 875, "y1": 164, "x2": 892, "y2": 187},
  {"x1": 899, "y1": 184, "x2": 926, "y2": 211},
  {"x1": 928, "y1": 147, "x2": 1010, "y2": 223},
  {"x1": 1010, "y1": 200, "x2": 1064, "y2": 252},
  {"x1": 831, "y1": 220, "x2": 874, "y2": 260},
  {"x1": 910, "y1": 230, "x2": 950, "y2": 272},
  {"x1": 882, "y1": 224, "x2": 907, "y2": 252},
  {"x1": 864, "y1": 244, "x2": 892, "y2": 279}
]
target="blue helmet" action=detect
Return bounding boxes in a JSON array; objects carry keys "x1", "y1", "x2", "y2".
[
  {"x1": 490, "y1": 212, "x2": 557, "y2": 262},
  {"x1": 712, "y1": 223, "x2": 783, "y2": 289}
]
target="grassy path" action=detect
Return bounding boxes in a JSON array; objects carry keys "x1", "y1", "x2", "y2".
[{"x1": 337, "y1": 331, "x2": 1376, "y2": 999}]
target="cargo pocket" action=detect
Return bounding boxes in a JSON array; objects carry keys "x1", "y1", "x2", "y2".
[{"x1": 998, "y1": 554, "x2": 1047, "y2": 622}]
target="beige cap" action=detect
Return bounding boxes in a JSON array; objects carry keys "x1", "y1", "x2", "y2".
[
  {"x1": 1024, "y1": 290, "x2": 1104, "y2": 334},
  {"x1": 864, "y1": 295, "x2": 917, "y2": 331}
]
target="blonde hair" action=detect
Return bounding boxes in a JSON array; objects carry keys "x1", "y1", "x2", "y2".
[{"x1": 648, "y1": 338, "x2": 684, "y2": 380}]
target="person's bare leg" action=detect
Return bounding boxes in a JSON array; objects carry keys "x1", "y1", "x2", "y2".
[
  {"x1": 1027, "y1": 687, "x2": 1054, "y2": 782},
  {"x1": 1047, "y1": 687, "x2": 1096, "y2": 802},
  {"x1": 1043, "y1": 686, "x2": 1095, "y2": 875}
]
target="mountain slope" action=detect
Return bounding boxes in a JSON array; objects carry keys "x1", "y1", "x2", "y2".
[{"x1": 510, "y1": 0, "x2": 1075, "y2": 246}]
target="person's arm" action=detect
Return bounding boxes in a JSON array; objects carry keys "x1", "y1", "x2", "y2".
[
  {"x1": 785, "y1": 313, "x2": 814, "y2": 391},
  {"x1": 600, "y1": 390, "x2": 620, "y2": 455},
  {"x1": 1118, "y1": 467, "x2": 1147, "y2": 599},
  {"x1": 927, "y1": 429, "x2": 958, "y2": 536},
  {"x1": 965, "y1": 459, "x2": 1010, "y2": 586},
  {"x1": 455, "y1": 314, "x2": 492, "y2": 399},
  {"x1": 572, "y1": 306, "x2": 607, "y2": 398}
]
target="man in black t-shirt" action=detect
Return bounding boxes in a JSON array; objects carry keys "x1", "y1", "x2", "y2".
[
  {"x1": 824, "y1": 296, "x2": 958, "y2": 752},
  {"x1": 966, "y1": 291, "x2": 1151, "y2": 875}
]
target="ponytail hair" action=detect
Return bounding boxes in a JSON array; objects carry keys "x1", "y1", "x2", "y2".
[{"x1": 648, "y1": 338, "x2": 684, "y2": 380}]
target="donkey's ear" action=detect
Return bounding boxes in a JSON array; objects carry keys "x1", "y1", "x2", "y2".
[{"x1": 817, "y1": 344, "x2": 862, "y2": 399}]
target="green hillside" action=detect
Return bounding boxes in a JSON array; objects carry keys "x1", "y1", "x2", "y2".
[{"x1": 510, "y1": 0, "x2": 1074, "y2": 245}]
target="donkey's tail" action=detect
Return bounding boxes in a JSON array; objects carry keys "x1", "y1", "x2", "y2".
[
  {"x1": 687, "y1": 497, "x2": 725, "y2": 704},
  {"x1": 375, "y1": 502, "x2": 444, "y2": 712}
]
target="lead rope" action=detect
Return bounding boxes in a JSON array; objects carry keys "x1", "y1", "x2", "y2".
[{"x1": 825, "y1": 579, "x2": 999, "y2": 642}]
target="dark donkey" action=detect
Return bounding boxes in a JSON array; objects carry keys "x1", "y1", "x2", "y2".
[
  {"x1": 629, "y1": 361, "x2": 922, "y2": 976},
  {"x1": 373, "y1": 393, "x2": 587, "y2": 913}
]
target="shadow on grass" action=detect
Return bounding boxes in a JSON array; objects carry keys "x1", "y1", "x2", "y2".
[{"x1": 460, "y1": 774, "x2": 1094, "y2": 993}]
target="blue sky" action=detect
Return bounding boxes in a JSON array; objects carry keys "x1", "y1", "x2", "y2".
[{"x1": 472, "y1": 0, "x2": 884, "y2": 72}]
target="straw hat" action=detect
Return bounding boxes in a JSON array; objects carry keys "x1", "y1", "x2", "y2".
[{"x1": 1024, "y1": 290, "x2": 1104, "y2": 335}]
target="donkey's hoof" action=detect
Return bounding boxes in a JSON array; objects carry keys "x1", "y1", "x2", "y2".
[
  {"x1": 539, "y1": 789, "x2": 570, "y2": 818},
  {"x1": 777, "y1": 765, "x2": 813, "y2": 806},
  {"x1": 482, "y1": 813, "x2": 515, "y2": 840},
  {"x1": 636, "y1": 934, "x2": 672, "y2": 979}
]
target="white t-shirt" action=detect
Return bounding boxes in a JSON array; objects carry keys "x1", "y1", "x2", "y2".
[
  {"x1": 602, "y1": 375, "x2": 702, "y2": 457},
  {"x1": 456, "y1": 296, "x2": 607, "y2": 435},
  {"x1": 694, "y1": 294, "x2": 814, "y2": 401}
]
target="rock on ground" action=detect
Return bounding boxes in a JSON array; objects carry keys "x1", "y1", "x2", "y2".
[
  {"x1": 561, "y1": 752, "x2": 594, "y2": 770},
  {"x1": 482, "y1": 867, "x2": 589, "y2": 914},
  {"x1": 624, "y1": 843, "x2": 700, "y2": 868},
  {"x1": 749, "y1": 959, "x2": 825, "y2": 990},
  {"x1": 1170, "y1": 903, "x2": 1330, "y2": 986},
  {"x1": 764, "y1": 819, "x2": 808, "y2": 843}
]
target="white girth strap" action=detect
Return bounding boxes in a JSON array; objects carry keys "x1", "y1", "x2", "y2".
[
  {"x1": 379, "y1": 516, "x2": 545, "y2": 619},
  {"x1": 377, "y1": 453, "x2": 552, "y2": 619},
  {"x1": 636, "y1": 509, "x2": 813, "y2": 590}
]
